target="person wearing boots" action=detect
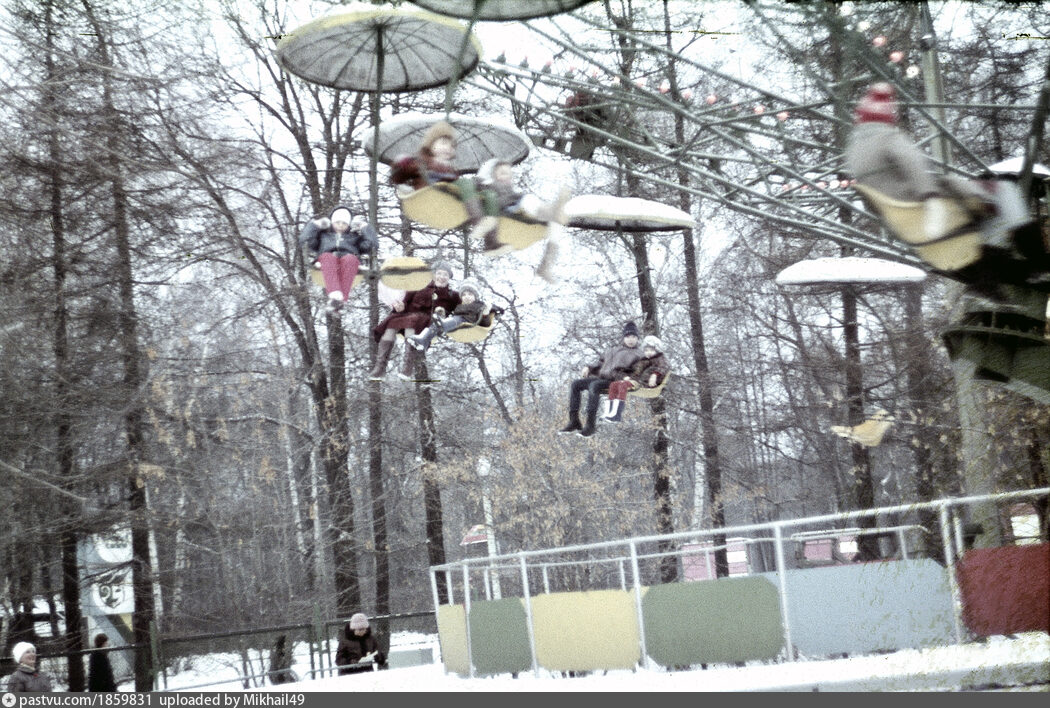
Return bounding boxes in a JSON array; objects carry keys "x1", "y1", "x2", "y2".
[
  {"x1": 299, "y1": 206, "x2": 377, "y2": 314},
  {"x1": 473, "y1": 158, "x2": 571, "y2": 258},
  {"x1": 389, "y1": 120, "x2": 489, "y2": 239},
  {"x1": 602, "y1": 335, "x2": 670, "y2": 423},
  {"x1": 334, "y1": 613, "x2": 387, "y2": 675},
  {"x1": 370, "y1": 260, "x2": 461, "y2": 381},
  {"x1": 406, "y1": 279, "x2": 496, "y2": 352},
  {"x1": 558, "y1": 321, "x2": 643, "y2": 438}
]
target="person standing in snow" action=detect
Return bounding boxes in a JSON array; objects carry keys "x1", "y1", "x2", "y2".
[{"x1": 334, "y1": 613, "x2": 387, "y2": 675}]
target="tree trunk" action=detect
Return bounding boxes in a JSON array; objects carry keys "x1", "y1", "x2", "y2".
[
  {"x1": 902, "y1": 284, "x2": 944, "y2": 561},
  {"x1": 80, "y1": 1, "x2": 155, "y2": 689},
  {"x1": 43, "y1": 0, "x2": 84, "y2": 690},
  {"x1": 416, "y1": 361, "x2": 448, "y2": 604}
]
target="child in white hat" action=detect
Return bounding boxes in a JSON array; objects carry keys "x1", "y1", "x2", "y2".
[{"x1": 603, "y1": 334, "x2": 670, "y2": 423}]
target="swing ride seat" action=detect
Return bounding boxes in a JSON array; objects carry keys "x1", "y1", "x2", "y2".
[
  {"x1": 397, "y1": 184, "x2": 550, "y2": 251},
  {"x1": 446, "y1": 312, "x2": 498, "y2": 343},
  {"x1": 379, "y1": 256, "x2": 433, "y2": 291},
  {"x1": 853, "y1": 183, "x2": 984, "y2": 272},
  {"x1": 310, "y1": 268, "x2": 364, "y2": 291},
  {"x1": 626, "y1": 373, "x2": 670, "y2": 399}
]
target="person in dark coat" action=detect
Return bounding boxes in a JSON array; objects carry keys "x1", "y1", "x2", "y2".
[
  {"x1": 5, "y1": 642, "x2": 53, "y2": 692},
  {"x1": 267, "y1": 634, "x2": 297, "y2": 685},
  {"x1": 406, "y1": 280, "x2": 499, "y2": 351},
  {"x1": 389, "y1": 121, "x2": 486, "y2": 234},
  {"x1": 602, "y1": 335, "x2": 670, "y2": 423},
  {"x1": 299, "y1": 206, "x2": 377, "y2": 314},
  {"x1": 558, "y1": 321, "x2": 643, "y2": 438},
  {"x1": 88, "y1": 633, "x2": 117, "y2": 692},
  {"x1": 334, "y1": 613, "x2": 386, "y2": 676},
  {"x1": 370, "y1": 260, "x2": 460, "y2": 381}
]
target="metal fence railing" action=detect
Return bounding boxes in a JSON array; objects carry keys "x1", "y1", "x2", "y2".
[{"x1": 428, "y1": 488, "x2": 1049, "y2": 678}]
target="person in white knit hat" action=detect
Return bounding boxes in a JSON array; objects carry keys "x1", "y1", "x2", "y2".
[
  {"x1": 602, "y1": 334, "x2": 670, "y2": 423},
  {"x1": 6, "y1": 641, "x2": 53, "y2": 692},
  {"x1": 334, "y1": 613, "x2": 386, "y2": 675}
]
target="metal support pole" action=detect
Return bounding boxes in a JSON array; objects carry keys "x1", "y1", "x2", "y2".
[
  {"x1": 629, "y1": 542, "x2": 649, "y2": 670},
  {"x1": 939, "y1": 503, "x2": 966, "y2": 644},
  {"x1": 772, "y1": 525, "x2": 795, "y2": 661},
  {"x1": 462, "y1": 563, "x2": 474, "y2": 678},
  {"x1": 618, "y1": 559, "x2": 627, "y2": 590},
  {"x1": 542, "y1": 565, "x2": 550, "y2": 594},
  {"x1": 519, "y1": 553, "x2": 539, "y2": 677}
]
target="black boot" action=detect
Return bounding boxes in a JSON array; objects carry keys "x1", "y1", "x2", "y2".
[
  {"x1": 558, "y1": 419, "x2": 582, "y2": 434},
  {"x1": 483, "y1": 227, "x2": 513, "y2": 257}
]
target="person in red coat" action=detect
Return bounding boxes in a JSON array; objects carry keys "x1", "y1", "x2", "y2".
[{"x1": 370, "y1": 260, "x2": 460, "y2": 381}]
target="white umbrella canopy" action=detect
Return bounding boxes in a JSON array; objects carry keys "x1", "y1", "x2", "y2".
[
  {"x1": 275, "y1": 3, "x2": 481, "y2": 92},
  {"x1": 405, "y1": 0, "x2": 597, "y2": 21},
  {"x1": 564, "y1": 195, "x2": 695, "y2": 232},
  {"x1": 986, "y1": 157, "x2": 1050, "y2": 177},
  {"x1": 776, "y1": 257, "x2": 927, "y2": 287},
  {"x1": 360, "y1": 112, "x2": 531, "y2": 172}
]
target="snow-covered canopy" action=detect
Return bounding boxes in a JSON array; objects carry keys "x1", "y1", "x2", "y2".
[
  {"x1": 986, "y1": 157, "x2": 1050, "y2": 177},
  {"x1": 564, "y1": 195, "x2": 695, "y2": 232},
  {"x1": 775, "y1": 257, "x2": 927, "y2": 287},
  {"x1": 360, "y1": 112, "x2": 531, "y2": 171}
]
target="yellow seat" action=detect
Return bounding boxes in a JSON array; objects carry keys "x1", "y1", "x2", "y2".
[
  {"x1": 446, "y1": 313, "x2": 497, "y2": 343},
  {"x1": 398, "y1": 184, "x2": 549, "y2": 251},
  {"x1": 627, "y1": 373, "x2": 670, "y2": 399},
  {"x1": 310, "y1": 268, "x2": 363, "y2": 290},
  {"x1": 853, "y1": 183, "x2": 982, "y2": 271},
  {"x1": 398, "y1": 184, "x2": 469, "y2": 230},
  {"x1": 379, "y1": 256, "x2": 433, "y2": 291}
]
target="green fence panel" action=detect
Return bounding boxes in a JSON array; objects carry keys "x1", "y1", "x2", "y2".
[
  {"x1": 468, "y1": 598, "x2": 532, "y2": 677},
  {"x1": 643, "y1": 577, "x2": 783, "y2": 667}
]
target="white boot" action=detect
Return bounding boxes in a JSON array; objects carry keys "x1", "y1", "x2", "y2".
[
  {"x1": 922, "y1": 197, "x2": 949, "y2": 241},
  {"x1": 468, "y1": 215, "x2": 499, "y2": 241},
  {"x1": 326, "y1": 290, "x2": 344, "y2": 314}
]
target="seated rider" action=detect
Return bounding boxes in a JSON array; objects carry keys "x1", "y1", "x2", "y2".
[
  {"x1": 472, "y1": 158, "x2": 571, "y2": 258},
  {"x1": 602, "y1": 335, "x2": 670, "y2": 423},
  {"x1": 558, "y1": 321, "x2": 643, "y2": 438},
  {"x1": 370, "y1": 260, "x2": 461, "y2": 381},
  {"x1": 406, "y1": 279, "x2": 501, "y2": 351},
  {"x1": 299, "y1": 206, "x2": 377, "y2": 314},
  {"x1": 389, "y1": 121, "x2": 489, "y2": 239},
  {"x1": 844, "y1": 82, "x2": 1044, "y2": 295}
]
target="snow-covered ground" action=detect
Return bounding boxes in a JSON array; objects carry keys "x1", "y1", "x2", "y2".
[{"x1": 155, "y1": 631, "x2": 1049, "y2": 692}]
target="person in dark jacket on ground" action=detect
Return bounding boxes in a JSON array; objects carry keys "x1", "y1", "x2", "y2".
[
  {"x1": 5, "y1": 642, "x2": 53, "y2": 692},
  {"x1": 88, "y1": 633, "x2": 117, "y2": 692},
  {"x1": 334, "y1": 613, "x2": 386, "y2": 676},
  {"x1": 267, "y1": 634, "x2": 297, "y2": 685},
  {"x1": 299, "y1": 206, "x2": 377, "y2": 314},
  {"x1": 602, "y1": 335, "x2": 670, "y2": 423},
  {"x1": 558, "y1": 321, "x2": 643, "y2": 438}
]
